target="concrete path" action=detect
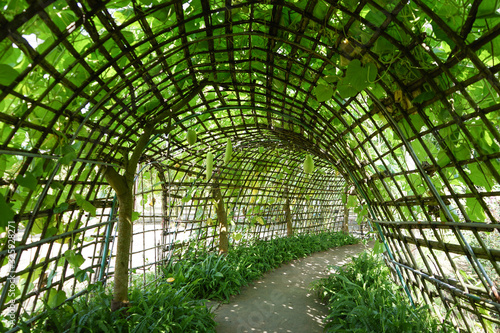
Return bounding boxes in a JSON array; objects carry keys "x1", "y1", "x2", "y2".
[{"x1": 214, "y1": 241, "x2": 374, "y2": 333}]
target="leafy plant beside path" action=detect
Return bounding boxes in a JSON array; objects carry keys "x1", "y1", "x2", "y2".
[
  {"x1": 26, "y1": 231, "x2": 357, "y2": 332},
  {"x1": 162, "y1": 231, "x2": 359, "y2": 301},
  {"x1": 23, "y1": 281, "x2": 216, "y2": 333},
  {"x1": 311, "y1": 251, "x2": 456, "y2": 333}
]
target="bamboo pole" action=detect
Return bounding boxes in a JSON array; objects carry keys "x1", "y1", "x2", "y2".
[
  {"x1": 342, "y1": 190, "x2": 349, "y2": 234},
  {"x1": 285, "y1": 188, "x2": 293, "y2": 237}
]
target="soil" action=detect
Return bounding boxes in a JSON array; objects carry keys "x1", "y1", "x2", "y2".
[{"x1": 213, "y1": 240, "x2": 375, "y2": 333}]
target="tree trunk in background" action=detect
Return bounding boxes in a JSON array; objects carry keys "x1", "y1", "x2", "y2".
[
  {"x1": 103, "y1": 165, "x2": 135, "y2": 312},
  {"x1": 213, "y1": 180, "x2": 228, "y2": 254},
  {"x1": 111, "y1": 190, "x2": 133, "y2": 311},
  {"x1": 100, "y1": 84, "x2": 206, "y2": 312},
  {"x1": 155, "y1": 167, "x2": 170, "y2": 260},
  {"x1": 285, "y1": 189, "x2": 293, "y2": 237}
]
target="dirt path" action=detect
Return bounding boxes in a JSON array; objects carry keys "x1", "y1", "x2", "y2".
[{"x1": 214, "y1": 241, "x2": 375, "y2": 333}]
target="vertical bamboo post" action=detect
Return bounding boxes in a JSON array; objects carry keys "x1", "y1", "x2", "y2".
[
  {"x1": 342, "y1": 193, "x2": 349, "y2": 234},
  {"x1": 155, "y1": 167, "x2": 169, "y2": 262},
  {"x1": 213, "y1": 178, "x2": 228, "y2": 254},
  {"x1": 285, "y1": 188, "x2": 293, "y2": 237}
]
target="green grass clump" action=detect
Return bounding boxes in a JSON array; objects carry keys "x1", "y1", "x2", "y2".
[
  {"x1": 163, "y1": 231, "x2": 359, "y2": 301},
  {"x1": 311, "y1": 251, "x2": 455, "y2": 333},
  {"x1": 27, "y1": 281, "x2": 216, "y2": 333}
]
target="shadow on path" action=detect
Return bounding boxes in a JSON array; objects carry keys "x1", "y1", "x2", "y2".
[{"x1": 214, "y1": 240, "x2": 375, "y2": 333}]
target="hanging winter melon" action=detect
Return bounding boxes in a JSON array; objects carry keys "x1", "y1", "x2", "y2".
[
  {"x1": 303, "y1": 154, "x2": 314, "y2": 174},
  {"x1": 206, "y1": 151, "x2": 214, "y2": 181},
  {"x1": 186, "y1": 129, "x2": 197, "y2": 146},
  {"x1": 224, "y1": 139, "x2": 233, "y2": 164}
]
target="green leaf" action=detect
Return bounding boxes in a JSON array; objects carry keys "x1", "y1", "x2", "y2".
[
  {"x1": 337, "y1": 59, "x2": 377, "y2": 98},
  {"x1": 59, "y1": 151, "x2": 76, "y2": 165},
  {"x1": 477, "y1": 0, "x2": 500, "y2": 17},
  {"x1": 411, "y1": 141, "x2": 428, "y2": 161},
  {"x1": 0, "y1": 64, "x2": 18, "y2": 86},
  {"x1": 0, "y1": 44, "x2": 21, "y2": 67},
  {"x1": 151, "y1": 5, "x2": 175, "y2": 22},
  {"x1": 431, "y1": 21, "x2": 456, "y2": 48},
  {"x1": 31, "y1": 217, "x2": 49, "y2": 235},
  {"x1": 471, "y1": 129, "x2": 500, "y2": 155},
  {"x1": 214, "y1": 272, "x2": 224, "y2": 278},
  {"x1": 314, "y1": 84, "x2": 334, "y2": 102},
  {"x1": 399, "y1": 118, "x2": 413, "y2": 138},
  {"x1": 342, "y1": 0, "x2": 358, "y2": 11},
  {"x1": 15, "y1": 172, "x2": 38, "y2": 190},
  {"x1": 468, "y1": 162, "x2": 494, "y2": 191},
  {"x1": 373, "y1": 36, "x2": 396, "y2": 56},
  {"x1": 233, "y1": 232, "x2": 243, "y2": 241},
  {"x1": 75, "y1": 267, "x2": 94, "y2": 282},
  {"x1": 337, "y1": 82, "x2": 358, "y2": 98},
  {"x1": 53, "y1": 202, "x2": 68, "y2": 214},
  {"x1": 50, "y1": 181, "x2": 64, "y2": 190},
  {"x1": 345, "y1": 59, "x2": 365, "y2": 87},
  {"x1": 64, "y1": 250, "x2": 85, "y2": 268},
  {"x1": 412, "y1": 91, "x2": 435, "y2": 104},
  {"x1": 366, "y1": 9, "x2": 386, "y2": 26},
  {"x1": 436, "y1": 150, "x2": 450, "y2": 167},
  {"x1": 256, "y1": 216, "x2": 265, "y2": 225},
  {"x1": 313, "y1": 0, "x2": 328, "y2": 20},
  {"x1": 58, "y1": 144, "x2": 77, "y2": 165},
  {"x1": 373, "y1": 240, "x2": 384, "y2": 254},
  {"x1": 182, "y1": 192, "x2": 192, "y2": 203},
  {"x1": 132, "y1": 211, "x2": 140, "y2": 221},
  {"x1": 347, "y1": 195, "x2": 358, "y2": 208},
  {"x1": 74, "y1": 194, "x2": 96, "y2": 217},
  {"x1": 452, "y1": 144, "x2": 470, "y2": 161},
  {"x1": 51, "y1": 10, "x2": 76, "y2": 31},
  {"x1": 0, "y1": 155, "x2": 7, "y2": 177},
  {"x1": 0, "y1": 193, "x2": 15, "y2": 229},
  {"x1": 47, "y1": 288, "x2": 67, "y2": 309},
  {"x1": 31, "y1": 159, "x2": 45, "y2": 178},
  {"x1": 45, "y1": 227, "x2": 58, "y2": 238},
  {"x1": 466, "y1": 197, "x2": 486, "y2": 222},
  {"x1": 323, "y1": 75, "x2": 339, "y2": 83}
]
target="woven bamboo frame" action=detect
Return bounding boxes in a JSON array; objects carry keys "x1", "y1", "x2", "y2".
[{"x1": 0, "y1": 0, "x2": 499, "y2": 331}]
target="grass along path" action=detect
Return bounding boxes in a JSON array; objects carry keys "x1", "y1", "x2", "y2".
[{"x1": 214, "y1": 240, "x2": 375, "y2": 333}]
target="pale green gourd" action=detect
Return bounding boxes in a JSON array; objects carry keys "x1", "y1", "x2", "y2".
[
  {"x1": 186, "y1": 129, "x2": 197, "y2": 146},
  {"x1": 304, "y1": 154, "x2": 314, "y2": 174},
  {"x1": 224, "y1": 139, "x2": 233, "y2": 164},
  {"x1": 206, "y1": 151, "x2": 214, "y2": 181}
]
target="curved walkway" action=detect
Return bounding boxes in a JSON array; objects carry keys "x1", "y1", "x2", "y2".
[{"x1": 214, "y1": 241, "x2": 374, "y2": 333}]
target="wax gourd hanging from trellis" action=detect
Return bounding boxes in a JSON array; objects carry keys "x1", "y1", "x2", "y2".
[
  {"x1": 304, "y1": 154, "x2": 314, "y2": 174},
  {"x1": 206, "y1": 151, "x2": 214, "y2": 181},
  {"x1": 186, "y1": 129, "x2": 197, "y2": 146},
  {"x1": 224, "y1": 139, "x2": 233, "y2": 164}
]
